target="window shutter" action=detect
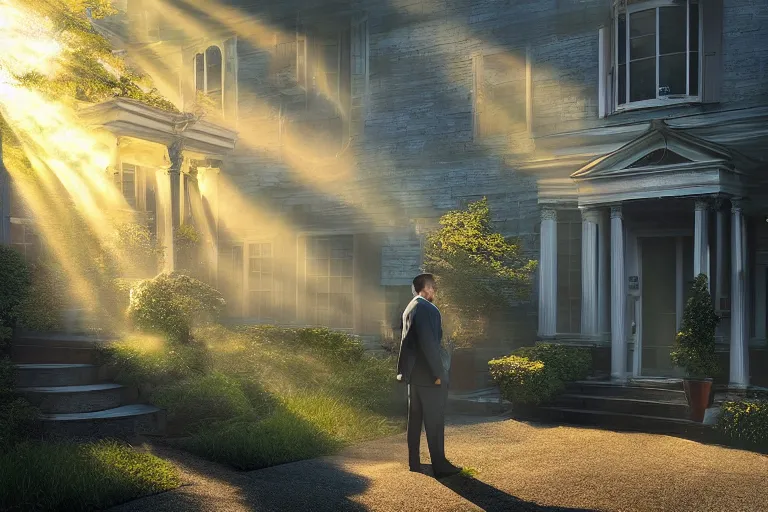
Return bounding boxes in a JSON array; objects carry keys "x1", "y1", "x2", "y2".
[
  {"x1": 701, "y1": 0, "x2": 723, "y2": 103},
  {"x1": 598, "y1": 26, "x2": 613, "y2": 118}
]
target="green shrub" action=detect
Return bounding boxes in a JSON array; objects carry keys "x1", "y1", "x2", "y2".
[
  {"x1": 15, "y1": 262, "x2": 69, "y2": 332},
  {"x1": 100, "y1": 336, "x2": 212, "y2": 388},
  {"x1": 236, "y1": 325, "x2": 365, "y2": 363},
  {"x1": 151, "y1": 372, "x2": 252, "y2": 435},
  {"x1": 671, "y1": 273, "x2": 720, "y2": 379},
  {"x1": 512, "y1": 344, "x2": 592, "y2": 383},
  {"x1": 488, "y1": 355, "x2": 561, "y2": 405},
  {"x1": 716, "y1": 400, "x2": 768, "y2": 449},
  {"x1": 0, "y1": 245, "x2": 30, "y2": 328},
  {"x1": 0, "y1": 440, "x2": 179, "y2": 511},
  {"x1": 0, "y1": 397, "x2": 40, "y2": 452},
  {"x1": 128, "y1": 272, "x2": 225, "y2": 343}
]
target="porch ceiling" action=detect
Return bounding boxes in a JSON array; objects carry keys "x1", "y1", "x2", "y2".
[{"x1": 78, "y1": 98, "x2": 238, "y2": 157}]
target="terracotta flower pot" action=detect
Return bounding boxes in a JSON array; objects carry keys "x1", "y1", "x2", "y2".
[{"x1": 683, "y1": 378, "x2": 713, "y2": 422}]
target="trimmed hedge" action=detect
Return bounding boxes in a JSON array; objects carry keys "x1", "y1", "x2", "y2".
[
  {"x1": 489, "y1": 355, "x2": 560, "y2": 405},
  {"x1": 716, "y1": 399, "x2": 768, "y2": 449},
  {"x1": 489, "y1": 344, "x2": 593, "y2": 406}
]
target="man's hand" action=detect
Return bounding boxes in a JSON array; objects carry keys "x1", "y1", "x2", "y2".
[{"x1": 434, "y1": 378, "x2": 441, "y2": 385}]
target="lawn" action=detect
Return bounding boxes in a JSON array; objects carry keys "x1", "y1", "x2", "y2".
[
  {"x1": 0, "y1": 440, "x2": 179, "y2": 512},
  {"x1": 101, "y1": 324, "x2": 405, "y2": 470}
]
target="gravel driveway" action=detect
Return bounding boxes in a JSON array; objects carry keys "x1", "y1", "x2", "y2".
[{"x1": 110, "y1": 416, "x2": 768, "y2": 512}]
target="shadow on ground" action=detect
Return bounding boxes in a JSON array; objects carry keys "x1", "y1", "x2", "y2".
[
  {"x1": 438, "y1": 471, "x2": 599, "y2": 512},
  {"x1": 112, "y1": 442, "x2": 371, "y2": 511}
]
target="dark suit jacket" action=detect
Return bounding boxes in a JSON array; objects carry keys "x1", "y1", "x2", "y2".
[{"x1": 397, "y1": 296, "x2": 449, "y2": 386}]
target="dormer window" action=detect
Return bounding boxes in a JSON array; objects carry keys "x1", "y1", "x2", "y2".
[
  {"x1": 194, "y1": 46, "x2": 223, "y2": 111},
  {"x1": 616, "y1": 0, "x2": 701, "y2": 109}
]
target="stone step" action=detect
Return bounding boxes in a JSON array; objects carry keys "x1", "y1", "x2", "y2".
[
  {"x1": 536, "y1": 406, "x2": 713, "y2": 438},
  {"x1": 447, "y1": 388, "x2": 512, "y2": 416},
  {"x1": 18, "y1": 383, "x2": 126, "y2": 414},
  {"x1": 553, "y1": 394, "x2": 690, "y2": 421},
  {"x1": 569, "y1": 381, "x2": 686, "y2": 402},
  {"x1": 14, "y1": 364, "x2": 101, "y2": 388},
  {"x1": 41, "y1": 404, "x2": 166, "y2": 439},
  {"x1": 11, "y1": 344, "x2": 99, "y2": 365}
]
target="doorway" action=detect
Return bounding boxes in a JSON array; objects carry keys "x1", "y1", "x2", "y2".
[{"x1": 639, "y1": 236, "x2": 693, "y2": 377}]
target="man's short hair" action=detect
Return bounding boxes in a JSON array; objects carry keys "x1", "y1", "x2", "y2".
[{"x1": 412, "y1": 273, "x2": 436, "y2": 293}]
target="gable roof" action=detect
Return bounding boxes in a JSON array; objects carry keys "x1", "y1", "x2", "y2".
[{"x1": 571, "y1": 120, "x2": 757, "y2": 181}]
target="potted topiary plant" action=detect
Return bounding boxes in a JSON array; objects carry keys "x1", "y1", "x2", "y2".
[{"x1": 670, "y1": 273, "x2": 720, "y2": 422}]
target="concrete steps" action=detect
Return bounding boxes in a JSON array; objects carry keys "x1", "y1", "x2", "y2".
[
  {"x1": 447, "y1": 387, "x2": 512, "y2": 416},
  {"x1": 11, "y1": 334, "x2": 165, "y2": 439},
  {"x1": 19, "y1": 383, "x2": 126, "y2": 414},
  {"x1": 523, "y1": 379, "x2": 717, "y2": 438},
  {"x1": 15, "y1": 364, "x2": 100, "y2": 387}
]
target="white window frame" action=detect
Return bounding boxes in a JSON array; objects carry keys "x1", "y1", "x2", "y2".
[
  {"x1": 245, "y1": 240, "x2": 276, "y2": 322},
  {"x1": 193, "y1": 45, "x2": 224, "y2": 110},
  {"x1": 615, "y1": 0, "x2": 703, "y2": 111}
]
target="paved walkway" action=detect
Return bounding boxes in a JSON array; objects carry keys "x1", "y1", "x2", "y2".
[{"x1": 112, "y1": 416, "x2": 768, "y2": 512}]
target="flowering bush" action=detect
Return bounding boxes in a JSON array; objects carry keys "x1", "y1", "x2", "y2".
[
  {"x1": 671, "y1": 274, "x2": 720, "y2": 379},
  {"x1": 716, "y1": 399, "x2": 768, "y2": 449}
]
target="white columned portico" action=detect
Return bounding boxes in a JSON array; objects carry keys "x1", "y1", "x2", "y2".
[
  {"x1": 610, "y1": 205, "x2": 627, "y2": 381},
  {"x1": 694, "y1": 198, "x2": 711, "y2": 286},
  {"x1": 581, "y1": 208, "x2": 600, "y2": 335},
  {"x1": 538, "y1": 207, "x2": 558, "y2": 337},
  {"x1": 730, "y1": 199, "x2": 749, "y2": 387}
]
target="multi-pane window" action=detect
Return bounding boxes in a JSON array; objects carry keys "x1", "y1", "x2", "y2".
[
  {"x1": 617, "y1": 0, "x2": 700, "y2": 106},
  {"x1": 248, "y1": 242, "x2": 274, "y2": 320},
  {"x1": 351, "y1": 20, "x2": 367, "y2": 76},
  {"x1": 317, "y1": 41, "x2": 340, "y2": 101},
  {"x1": 10, "y1": 220, "x2": 41, "y2": 262},
  {"x1": 306, "y1": 236, "x2": 354, "y2": 329},
  {"x1": 194, "y1": 46, "x2": 223, "y2": 110},
  {"x1": 120, "y1": 163, "x2": 137, "y2": 208}
]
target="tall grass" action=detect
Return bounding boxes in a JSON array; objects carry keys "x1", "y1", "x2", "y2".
[
  {"x1": 0, "y1": 440, "x2": 180, "y2": 511},
  {"x1": 102, "y1": 325, "x2": 405, "y2": 470}
]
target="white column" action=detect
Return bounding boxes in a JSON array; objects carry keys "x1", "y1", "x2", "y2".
[
  {"x1": 730, "y1": 199, "x2": 749, "y2": 387},
  {"x1": 694, "y1": 198, "x2": 711, "y2": 286},
  {"x1": 581, "y1": 208, "x2": 599, "y2": 336},
  {"x1": 597, "y1": 209, "x2": 610, "y2": 334},
  {"x1": 611, "y1": 205, "x2": 627, "y2": 381},
  {"x1": 538, "y1": 207, "x2": 558, "y2": 337},
  {"x1": 715, "y1": 199, "x2": 725, "y2": 311}
]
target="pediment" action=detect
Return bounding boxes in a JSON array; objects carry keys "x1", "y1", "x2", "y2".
[{"x1": 571, "y1": 120, "x2": 753, "y2": 181}]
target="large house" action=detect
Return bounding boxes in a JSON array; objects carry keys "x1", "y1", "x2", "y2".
[{"x1": 1, "y1": 0, "x2": 766, "y2": 389}]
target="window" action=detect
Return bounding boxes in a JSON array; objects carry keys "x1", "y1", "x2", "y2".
[
  {"x1": 351, "y1": 19, "x2": 367, "y2": 76},
  {"x1": 194, "y1": 46, "x2": 223, "y2": 110},
  {"x1": 556, "y1": 211, "x2": 582, "y2": 333},
  {"x1": 144, "y1": 10, "x2": 160, "y2": 42},
  {"x1": 10, "y1": 220, "x2": 41, "y2": 262},
  {"x1": 306, "y1": 236, "x2": 354, "y2": 329},
  {"x1": 248, "y1": 242, "x2": 274, "y2": 320},
  {"x1": 473, "y1": 51, "x2": 529, "y2": 138},
  {"x1": 120, "y1": 163, "x2": 137, "y2": 208},
  {"x1": 616, "y1": 0, "x2": 700, "y2": 108},
  {"x1": 317, "y1": 40, "x2": 340, "y2": 101}
]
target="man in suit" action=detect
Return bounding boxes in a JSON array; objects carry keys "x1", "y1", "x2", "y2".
[{"x1": 397, "y1": 273, "x2": 462, "y2": 478}]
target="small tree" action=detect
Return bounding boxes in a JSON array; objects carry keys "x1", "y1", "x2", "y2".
[
  {"x1": 424, "y1": 198, "x2": 537, "y2": 346},
  {"x1": 670, "y1": 273, "x2": 720, "y2": 379}
]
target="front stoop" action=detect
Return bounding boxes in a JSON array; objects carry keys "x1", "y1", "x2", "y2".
[
  {"x1": 520, "y1": 380, "x2": 718, "y2": 440},
  {"x1": 11, "y1": 334, "x2": 165, "y2": 439}
]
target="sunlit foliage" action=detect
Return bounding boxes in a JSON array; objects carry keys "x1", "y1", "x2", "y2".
[{"x1": 424, "y1": 197, "x2": 537, "y2": 345}]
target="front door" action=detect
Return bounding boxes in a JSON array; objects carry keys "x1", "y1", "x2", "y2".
[{"x1": 640, "y1": 236, "x2": 693, "y2": 377}]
